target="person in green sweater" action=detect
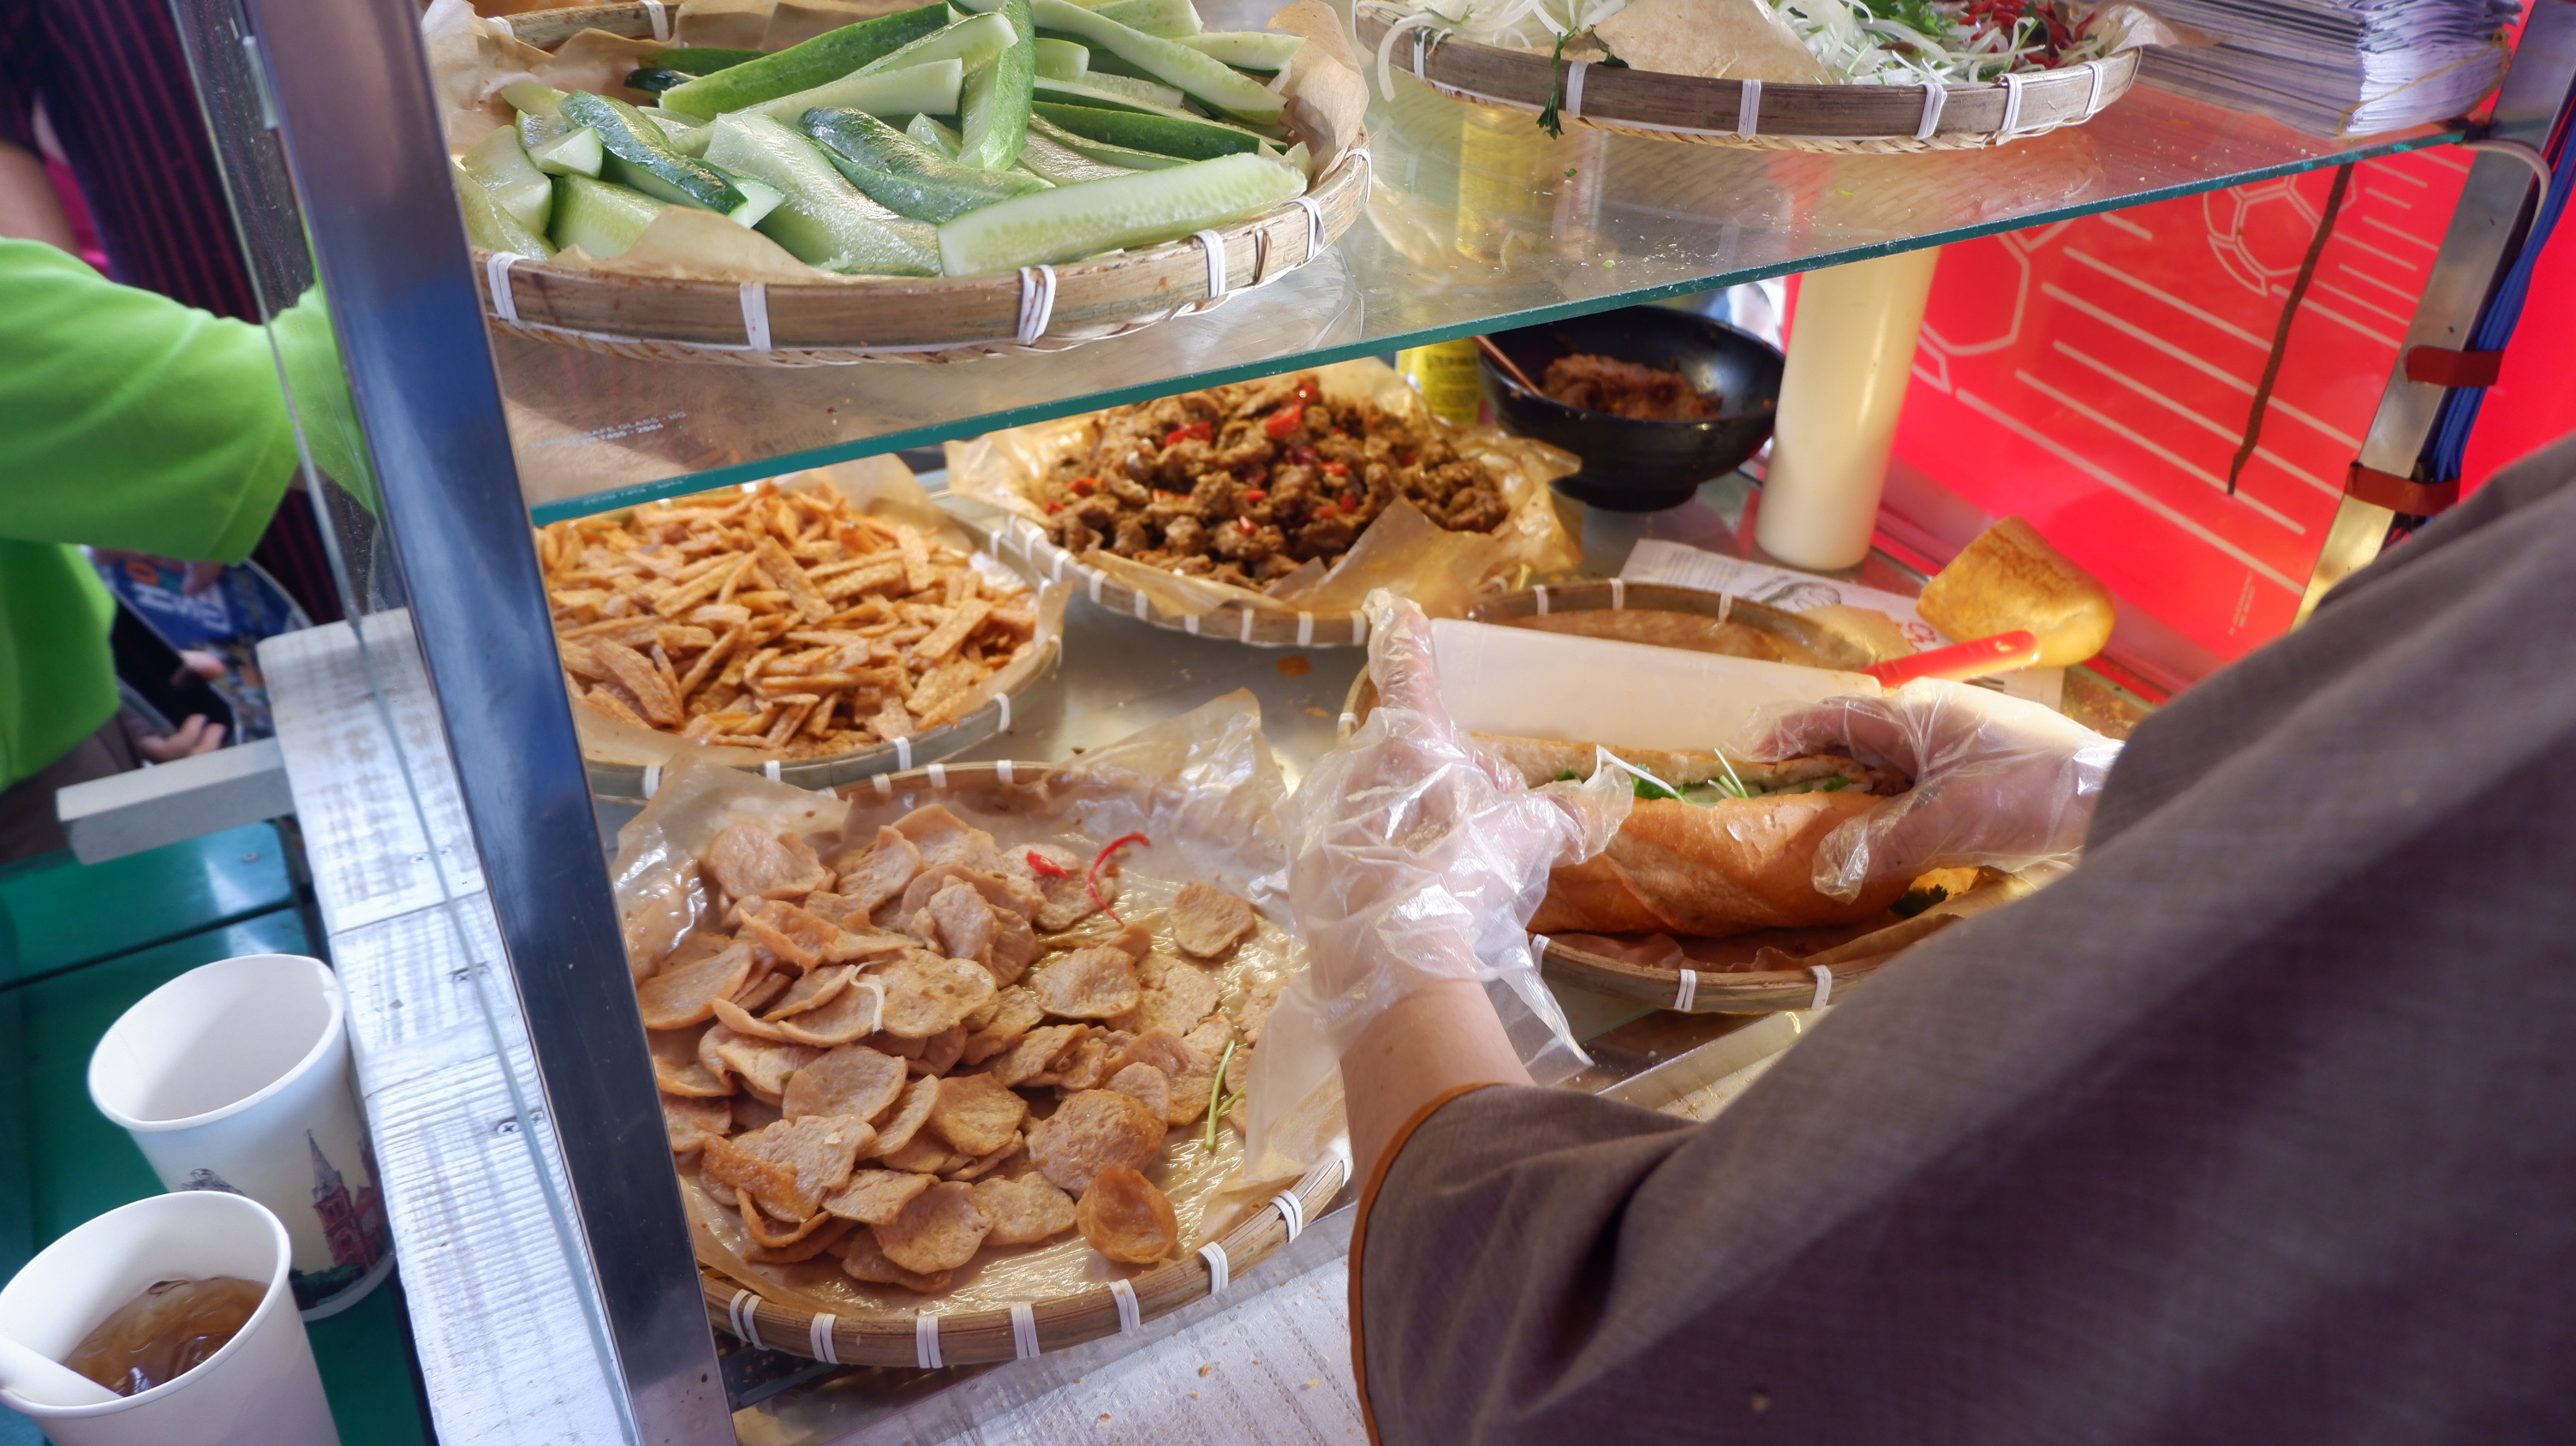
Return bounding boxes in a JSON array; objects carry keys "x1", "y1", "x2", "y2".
[{"x1": 0, "y1": 233, "x2": 305, "y2": 860}]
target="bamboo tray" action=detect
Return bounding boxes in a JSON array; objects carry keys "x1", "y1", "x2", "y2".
[
  {"x1": 1352, "y1": 0, "x2": 2138, "y2": 152},
  {"x1": 987, "y1": 513, "x2": 1371, "y2": 648},
  {"x1": 696, "y1": 756, "x2": 1350, "y2": 1365},
  {"x1": 480, "y1": 4, "x2": 1370, "y2": 365},
  {"x1": 574, "y1": 512, "x2": 1064, "y2": 798}
]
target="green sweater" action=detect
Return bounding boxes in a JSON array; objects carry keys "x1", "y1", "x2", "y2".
[{"x1": 1, "y1": 239, "x2": 300, "y2": 789}]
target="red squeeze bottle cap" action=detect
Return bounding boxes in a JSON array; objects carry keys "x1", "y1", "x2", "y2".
[{"x1": 1864, "y1": 630, "x2": 2042, "y2": 688}]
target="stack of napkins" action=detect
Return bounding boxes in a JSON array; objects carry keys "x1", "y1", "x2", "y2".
[{"x1": 2141, "y1": 0, "x2": 2519, "y2": 137}]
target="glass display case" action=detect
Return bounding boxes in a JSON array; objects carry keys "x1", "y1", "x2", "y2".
[{"x1": 162, "y1": 0, "x2": 2576, "y2": 1434}]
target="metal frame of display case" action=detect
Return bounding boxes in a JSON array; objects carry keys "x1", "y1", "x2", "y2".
[{"x1": 176, "y1": 0, "x2": 2576, "y2": 1435}]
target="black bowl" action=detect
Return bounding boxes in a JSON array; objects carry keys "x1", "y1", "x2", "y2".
[{"x1": 1477, "y1": 308, "x2": 1785, "y2": 512}]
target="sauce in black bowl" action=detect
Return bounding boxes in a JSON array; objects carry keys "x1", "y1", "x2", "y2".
[{"x1": 1478, "y1": 307, "x2": 1785, "y2": 512}]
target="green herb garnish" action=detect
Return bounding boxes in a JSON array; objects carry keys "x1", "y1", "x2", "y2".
[
  {"x1": 1555, "y1": 768, "x2": 1583, "y2": 781},
  {"x1": 1708, "y1": 752, "x2": 1753, "y2": 800},
  {"x1": 1817, "y1": 775, "x2": 1850, "y2": 792},
  {"x1": 1633, "y1": 775, "x2": 1682, "y2": 802},
  {"x1": 1202, "y1": 1039, "x2": 1242, "y2": 1153}
]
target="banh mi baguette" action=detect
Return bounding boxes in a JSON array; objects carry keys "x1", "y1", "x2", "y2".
[{"x1": 1470, "y1": 733, "x2": 1913, "y2": 938}]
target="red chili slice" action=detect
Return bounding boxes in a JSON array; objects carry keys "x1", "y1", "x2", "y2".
[
  {"x1": 1322, "y1": 461, "x2": 1350, "y2": 477},
  {"x1": 1088, "y1": 833, "x2": 1148, "y2": 923},
  {"x1": 1243, "y1": 489, "x2": 1269, "y2": 504},
  {"x1": 1026, "y1": 849, "x2": 1069, "y2": 878},
  {"x1": 1263, "y1": 404, "x2": 1304, "y2": 440},
  {"x1": 1166, "y1": 421, "x2": 1212, "y2": 447},
  {"x1": 1070, "y1": 476, "x2": 1098, "y2": 494},
  {"x1": 1238, "y1": 517, "x2": 1257, "y2": 534}
]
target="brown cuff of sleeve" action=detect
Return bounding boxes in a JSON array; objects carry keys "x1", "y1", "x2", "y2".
[{"x1": 1348, "y1": 1081, "x2": 1500, "y2": 1446}]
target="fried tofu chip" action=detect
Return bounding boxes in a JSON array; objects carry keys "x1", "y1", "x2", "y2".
[
  {"x1": 739, "y1": 1195, "x2": 832, "y2": 1249},
  {"x1": 868, "y1": 1074, "x2": 940, "y2": 1157},
  {"x1": 930, "y1": 1073, "x2": 1029, "y2": 1157},
  {"x1": 652, "y1": 1026, "x2": 733, "y2": 1097},
  {"x1": 741, "y1": 901, "x2": 847, "y2": 972},
  {"x1": 1029, "y1": 1089, "x2": 1166, "y2": 1195},
  {"x1": 1112, "y1": 1031, "x2": 1211, "y2": 1126},
  {"x1": 765, "y1": 963, "x2": 856, "y2": 1020},
  {"x1": 962, "y1": 986, "x2": 1046, "y2": 1066},
  {"x1": 822, "y1": 1168, "x2": 934, "y2": 1225},
  {"x1": 1023, "y1": 842, "x2": 1106, "y2": 933},
  {"x1": 837, "y1": 1226, "x2": 952, "y2": 1293},
  {"x1": 991, "y1": 1023, "x2": 1085, "y2": 1087},
  {"x1": 878, "y1": 1134, "x2": 961, "y2": 1174},
  {"x1": 1077, "y1": 1166, "x2": 1178, "y2": 1265},
  {"x1": 709, "y1": 1031, "x2": 826, "y2": 1103},
  {"x1": 705, "y1": 825, "x2": 832, "y2": 902},
  {"x1": 876, "y1": 952, "x2": 999, "y2": 1038},
  {"x1": 742, "y1": 1215, "x2": 853, "y2": 1265},
  {"x1": 780, "y1": 1043, "x2": 908, "y2": 1122},
  {"x1": 825, "y1": 828, "x2": 923, "y2": 916},
  {"x1": 704, "y1": 1114, "x2": 874, "y2": 1220},
  {"x1": 972, "y1": 1174, "x2": 1076, "y2": 1246},
  {"x1": 944, "y1": 1140, "x2": 1021, "y2": 1182},
  {"x1": 889, "y1": 804, "x2": 1003, "y2": 874},
  {"x1": 923, "y1": 880, "x2": 997, "y2": 966},
  {"x1": 1171, "y1": 882, "x2": 1258, "y2": 958},
  {"x1": 1039, "y1": 1031, "x2": 1116, "y2": 1091},
  {"x1": 1239, "y1": 977, "x2": 1286, "y2": 1048},
  {"x1": 664, "y1": 1092, "x2": 732, "y2": 1153},
  {"x1": 1030, "y1": 946, "x2": 1142, "y2": 1020},
  {"x1": 638, "y1": 944, "x2": 754, "y2": 1031},
  {"x1": 874, "y1": 1181, "x2": 990, "y2": 1275},
  {"x1": 1105, "y1": 1063, "x2": 1172, "y2": 1123},
  {"x1": 772, "y1": 978, "x2": 883, "y2": 1046},
  {"x1": 909, "y1": 1023, "x2": 966, "y2": 1078}
]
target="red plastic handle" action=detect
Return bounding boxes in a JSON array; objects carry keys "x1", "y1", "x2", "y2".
[{"x1": 1864, "y1": 630, "x2": 2042, "y2": 687}]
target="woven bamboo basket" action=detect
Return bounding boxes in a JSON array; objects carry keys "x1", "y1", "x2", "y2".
[
  {"x1": 697, "y1": 756, "x2": 1350, "y2": 1365},
  {"x1": 480, "y1": 4, "x2": 1370, "y2": 365},
  {"x1": 574, "y1": 512, "x2": 1063, "y2": 798},
  {"x1": 1352, "y1": 0, "x2": 2138, "y2": 152},
  {"x1": 987, "y1": 512, "x2": 1373, "y2": 648}
]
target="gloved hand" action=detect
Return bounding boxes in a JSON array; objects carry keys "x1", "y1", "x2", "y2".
[
  {"x1": 1738, "y1": 678, "x2": 2122, "y2": 901},
  {"x1": 1282, "y1": 591, "x2": 1630, "y2": 1049}
]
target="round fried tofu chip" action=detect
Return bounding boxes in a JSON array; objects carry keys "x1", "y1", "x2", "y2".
[
  {"x1": 638, "y1": 944, "x2": 754, "y2": 1030},
  {"x1": 780, "y1": 1043, "x2": 908, "y2": 1122},
  {"x1": 971, "y1": 1174, "x2": 1077, "y2": 1246},
  {"x1": 663, "y1": 1092, "x2": 732, "y2": 1154},
  {"x1": 869, "y1": 1074, "x2": 941, "y2": 1157},
  {"x1": 1031, "y1": 946, "x2": 1141, "y2": 1020},
  {"x1": 837, "y1": 1226, "x2": 952, "y2": 1293},
  {"x1": 1077, "y1": 1166, "x2": 1178, "y2": 1264},
  {"x1": 773, "y1": 978, "x2": 884, "y2": 1046},
  {"x1": 874, "y1": 1180, "x2": 991, "y2": 1274},
  {"x1": 1169, "y1": 882, "x2": 1257, "y2": 958},
  {"x1": 930, "y1": 1073, "x2": 1029, "y2": 1157},
  {"x1": 823, "y1": 1168, "x2": 935, "y2": 1225},
  {"x1": 1106, "y1": 1063, "x2": 1172, "y2": 1123},
  {"x1": 963, "y1": 987, "x2": 1047, "y2": 1066},
  {"x1": 876, "y1": 953, "x2": 999, "y2": 1039},
  {"x1": 765, "y1": 963, "x2": 856, "y2": 1020},
  {"x1": 1029, "y1": 1089, "x2": 1166, "y2": 1195}
]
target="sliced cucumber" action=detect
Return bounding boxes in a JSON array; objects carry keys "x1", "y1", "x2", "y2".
[
  {"x1": 712, "y1": 169, "x2": 789, "y2": 227},
  {"x1": 641, "y1": 106, "x2": 713, "y2": 156},
  {"x1": 1032, "y1": 100, "x2": 1263, "y2": 159},
  {"x1": 1029, "y1": 0, "x2": 1280, "y2": 122},
  {"x1": 550, "y1": 174, "x2": 665, "y2": 258},
  {"x1": 625, "y1": 67, "x2": 695, "y2": 94},
  {"x1": 528, "y1": 126, "x2": 605, "y2": 177},
  {"x1": 908, "y1": 111, "x2": 963, "y2": 158},
  {"x1": 938, "y1": 151, "x2": 1300, "y2": 272},
  {"x1": 503, "y1": 81, "x2": 566, "y2": 120},
  {"x1": 851, "y1": 10, "x2": 1017, "y2": 78},
  {"x1": 462, "y1": 126, "x2": 552, "y2": 230},
  {"x1": 1174, "y1": 31, "x2": 1303, "y2": 70},
  {"x1": 744, "y1": 55, "x2": 969, "y2": 122},
  {"x1": 564, "y1": 91, "x2": 760, "y2": 219},
  {"x1": 705, "y1": 112, "x2": 942, "y2": 274},
  {"x1": 657, "y1": 3, "x2": 956, "y2": 117},
  {"x1": 1034, "y1": 36, "x2": 1088, "y2": 79},
  {"x1": 644, "y1": 45, "x2": 767, "y2": 74},
  {"x1": 803, "y1": 105, "x2": 1049, "y2": 223},
  {"x1": 1044, "y1": 70, "x2": 1184, "y2": 108},
  {"x1": 956, "y1": 0, "x2": 1036, "y2": 169},
  {"x1": 454, "y1": 158, "x2": 553, "y2": 256},
  {"x1": 1024, "y1": 112, "x2": 1190, "y2": 170},
  {"x1": 1013, "y1": 125, "x2": 1140, "y2": 184},
  {"x1": 1091, "y1": 0, "x2": 1200, "y2": 38}
]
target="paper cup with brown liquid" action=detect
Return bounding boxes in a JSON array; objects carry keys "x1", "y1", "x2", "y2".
[
  {"x1": 86, "y1": 954, "x2": 392, "y2": 1318},
  {"x1": 0, "y1": 1191, "x2": 340, "y2": 1445}
]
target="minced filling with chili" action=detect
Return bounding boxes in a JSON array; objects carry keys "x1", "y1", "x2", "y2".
[{"x1": 1037, "y1": 373, "x2": 1512, "y2": 590}]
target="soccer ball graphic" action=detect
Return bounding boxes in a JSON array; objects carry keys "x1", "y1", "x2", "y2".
[
  {"x1": 1912, "y1": 222, "x2": 2068, "y2": 392},
  {"x1": 2203, "y1": 178, "x2": 2325, "y2": 296}
]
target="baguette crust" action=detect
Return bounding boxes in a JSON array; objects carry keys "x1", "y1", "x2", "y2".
[{"x1": 1528, "y1": 793, "x2": 1911, "y2": 937}]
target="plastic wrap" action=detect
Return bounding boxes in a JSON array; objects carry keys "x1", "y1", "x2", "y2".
[
  {"x1": 611, "y1": 692, "x2": 1311, "y2": 1311},
  {"x1": 1738, "y1": 678, "x2": 2121, "y2": 902},
  {"x1": 944, "y1": 359, "x2": 1583, "y2": 624},
  {"x1": 1242, "y1": 592, "x2": 1629, "y2": 1181},
  {"x1": 564, "y1": 456, "x2": 1069, "y2": 771}
]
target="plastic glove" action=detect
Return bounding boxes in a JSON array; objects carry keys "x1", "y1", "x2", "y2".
[
  {"x1": 1282, "y1": 590, "x2": 1630, "y2": 1055},
  {"x1": 1739, "y1": 678, "x2": 2121, "y2": 901}
]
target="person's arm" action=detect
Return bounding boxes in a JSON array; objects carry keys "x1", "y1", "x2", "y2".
[
  {"x1": 0, "y1": 238, "x2": 298, "y2": 559},
  {"x1": 0, "y1": 139, "x2": 75, "y2": 249},
  {"x1": 1345, "y1": 979, "x2": 1529, "y2": 1181}
]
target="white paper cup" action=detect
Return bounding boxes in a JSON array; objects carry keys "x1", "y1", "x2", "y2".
[
  {"x1": 0, "y1": 1192, "x2": 342, "y2": 1446},
  {"x1": 87, "y1": 954, "x2": 392, "y2": 1318}
]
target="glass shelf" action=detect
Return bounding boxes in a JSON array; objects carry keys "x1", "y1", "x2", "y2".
[{"x1": 509, "y1": 8, "x2": 2456, "y2": 523}]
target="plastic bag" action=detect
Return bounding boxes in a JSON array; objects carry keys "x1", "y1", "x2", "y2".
[
  {"x1": 1242, "y1": 591, "x2": 1629, "y2": 1180},
  {"x1": 1738, "y1": 678, "x2": 2122, "y2": 902}
]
